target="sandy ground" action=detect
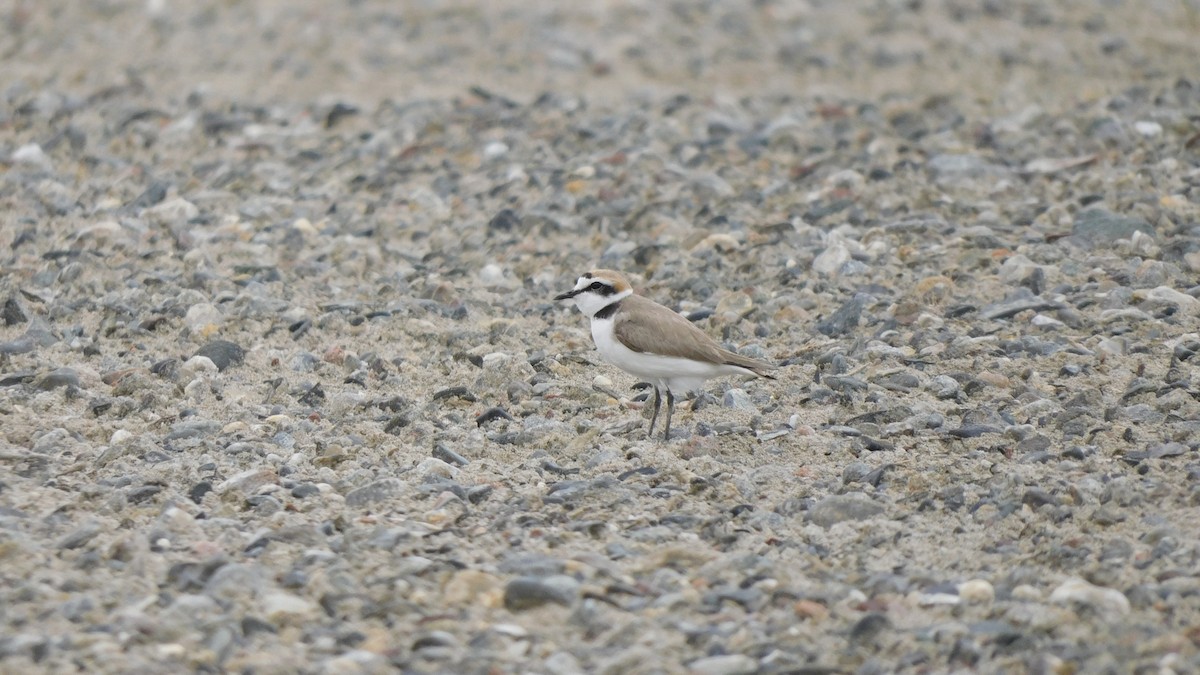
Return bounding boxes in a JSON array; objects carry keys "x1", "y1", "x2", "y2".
[{"x1": 3, "y1": 1, "x2": 1200, "y2": 673}]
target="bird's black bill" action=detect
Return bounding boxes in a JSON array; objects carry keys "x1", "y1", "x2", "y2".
[{"x1": 554, "y1": 289, "x2": 580, "y2": 300}]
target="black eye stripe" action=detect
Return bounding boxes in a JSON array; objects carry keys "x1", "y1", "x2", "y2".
[{"x1": 588, "y1": 281, "x2": 618, "y2": 296}]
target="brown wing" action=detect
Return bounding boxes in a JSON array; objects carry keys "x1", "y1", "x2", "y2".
[{"x1": 613, "y1": 295, "x2": 777, "y2": 378}]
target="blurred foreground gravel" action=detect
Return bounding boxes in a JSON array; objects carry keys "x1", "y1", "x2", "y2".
[{"x1": 3, "y1": 1, "x2": 1200, "y2": 673}]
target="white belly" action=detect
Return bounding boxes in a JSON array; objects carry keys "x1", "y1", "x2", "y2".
[{"x1": 589, "y1": 316, "x2": 746, "y2": 394}]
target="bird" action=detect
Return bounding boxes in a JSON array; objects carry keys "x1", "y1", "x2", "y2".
[{"x1": 554, "y1": 269, "x2": 777, "y2": 439}]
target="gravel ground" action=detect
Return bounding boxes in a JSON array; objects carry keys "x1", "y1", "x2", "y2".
[{"x1": 3, "y1": 1, "x2": 1200, "y2": 673}]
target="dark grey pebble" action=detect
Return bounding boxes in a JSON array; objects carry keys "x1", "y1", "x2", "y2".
[
  {"x1": 946, "y1": 425, "x2": 1002, "y2": 438},
  {"x1": 0, "y1": 324, "x2": 57, "y2": 355},
  {"x1": 842, "y1": 462, "x2": 872, "y2": 485},
  {"x1": 808, "y1": 494, "x2": 885, "y2": 528},
  {"x1": 432, "y1": 443, "x2": 470, "y2": 466},
  {"x1": 193, "y1": 340, "x2": 245, "y2": 371},
  {"x1": 344, "y1": 478, "x2": 405, "y2": 507},
  {"x1": 57, "y1": 522, "x2": 101, "y2": 550},
  {"x1": 1173, "y1": 341, "x2": 1199, "y2": 362},
  {"x1": 927, "y1": 153, "x2": 1011, "y2": 184},
  {"x1": 412, "y1": 630, "x2": 458, "y2": 653},
  {"x1": 280, "y1": 569, "x2": 307, "y2": 589},
  {"x1": 246, "y1": 495, "x2": 282, "y2": 516},
  {"x1": 702, "y1": 587, "x2": 764, "y2": 611},
  {"x1": 189, "y1": 481, "x2": 213, "y2": 504},
  {"x1": 815, "y1": 294, "x2": 867, "y2": 336},
  {"x1": 298, "y1": 383, "x2": 324, "y2": 406},
  {"x1": 383, "y1": 415, "x2": 411, "y2": 434},
  {"x1": 376, "y1": 396, "x2": 410, "y2": 412},
  {"x1": 499, "y1": 553, "x2": 567, "y2": 577},
  {"x1": 432, "y1": 386, "x2": 477, "y2": 402},
  {"x1": 863, "y1": 464, "x2": 895, "y2": 487},
  {"x1": 291, "y1": 484, "x2": 320, "y2": 499},
  {"x1": 541, "y1": 460, "x2": 579, "y2": 475},
  {"x1": 1020, "y1": 450, "x2": 1055, "y2": 464},
  {"x1": 167, "y1": 420, "x2": 220, "y2": 441},
  {"x1": 126, "y1": 485, "x2": 163, "y2": 505},
  {"x1": 691, "y1": 392, "x2": 717, "y2": 411},
  {"x1": 288, "y1": 319, "x2": 311, "y2": 339},
  {"x1": 544, "y1": 477, "x2": 621, "y2": 504},
  {"x1": 125, "y1": 180, "x2": 169, "y2": 210},
  {"x1": 860, "y1": 436, "x2": 894, "y2": 452},
  {"x1": 150, "y1": 358, "x2": 178, "y2": 379},
  {"x1": 872, "y1": 372, "x2": 919, "y2": 392},
  {"x1": 825, "y1": 425, "x2": 863, "y2": 437},
  {"x1": 165, "y1": 562, "x2": 208, "y2": 591},
  {"x1": 0, "y1": 371, "x2": 36, "y2": 387},
  {"x1": 1072, "y1": 208, "x2": 1155, "y2": 247},
  {"x1": 849, "y1": 612, "x2": 891, "y2": 644},
  {"x1": 488, "y1": 208, "x2": 521, "y2": 233},
  {"x1": 503, "y1": 576, "x2": 579, "y2": 611},
  {"x1": 1061, "y1": 446, "x2": 1092, "y2": 460},
  {"x1": 34, "y1": 367, "x2": 80, "y2": 390},
  {"x1": 466, "y1": 484, "x2": 493, "y2": 504},
  {"x1": 241, "y1": 616, "x2": 277, "y2": 636},
  {"x1": 1122, "y1": 442, "x2": 1188, "y2": 464},
  {"x1": 567, "y1": 520, "x2": 607, "y2": 537},
  {"x1": 475, "y1": 406, "x2": 514, "y2": 427},
  {"x1": 981, "y1": 293, "x2": 1064, "y2": 321},
  {"x1": 1022, "y1": 488, "x2": 1058, "y2": 508},
  {"x1": 416, "y1": 479, "x2": 467, "y2": 500},
  {"x1": 2, "y1": 297, "x2": 26, "y2": 325}
]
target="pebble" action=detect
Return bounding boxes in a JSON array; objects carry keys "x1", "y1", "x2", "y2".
[
  {"x1": 1071, "y1": 208, "x2": 1155, "y2": 247},
  {"x1": 958, "y1": 579, "x2": 996, "y2": 604},
  {"x1": 722, "y1": 388, "x2": 754, "y2": 410},
  {"x1": 503, "y1": 575, "x2": 580, "y2": 610},
  {"x1": 413, "y1": 458, "x2": 460, "y2": 481},
  {"x1": 11, "y1": 143, "x2": 53, "y2": 169},
  {"x1": 1049, "y1": 578, "x2": 1131, "y2": 620},
  {"x1": 193, "y1": 340, "x2": 245, "y2": 371},
  {"x1": 808, "y1": 494, "x2": 885, "y2": 527},
  {"x1": 443, "y1": 570, "x2": 502, "y2": 606},
  {"x1": 687, "y1": 654, "x2": 758, "y2": 675},
  {"x1": 34, "y1": 367, "x2": 81, "y2": 391},
  {"x1": 57, "y1": 521, "x2": 102, "y2": 550},
  {"x1": 344, "y1": 478, "x2": 406, "y2": 507},
  {"x1": 927, "y1": 153, "x2": 1012, "y2": 186},
  {"x1": 1133, "y1": 120, "x2": 1163, "y2": 137},
  {"x1": 260, "y1": 591, "x2": 320, "y2": 625},
  {"x1": 811, "y1": 236, "x2": 852, "y2": 277},
  {"x1": 145, "y1": 197, "x2": 199, "y2": 226},
  {"x1": 2, "y1": 297, "x2": 27, "y2": 326},
  {"x1": 184, "y1": 303, "x2": 223, "y2": 333}
]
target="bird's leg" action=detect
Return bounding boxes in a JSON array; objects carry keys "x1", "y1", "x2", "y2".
[
  {"x1": 662, "y1": 389, "x2": 675, "y2": 440},
  {"x1": 647, "y1": 386, "x2": 661, "y2": 438}
]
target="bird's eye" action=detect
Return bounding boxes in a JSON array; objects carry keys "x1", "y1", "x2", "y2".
[{"x1": 589, "y1": 281, "x2": 605, "y2": 291}]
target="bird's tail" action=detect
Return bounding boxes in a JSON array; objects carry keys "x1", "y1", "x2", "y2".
[{"x1": 723, "y1": 353, "x2": 778, "y2": 379}]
